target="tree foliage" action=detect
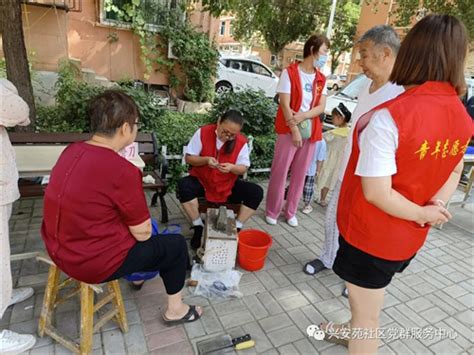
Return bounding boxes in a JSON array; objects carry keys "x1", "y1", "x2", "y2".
[
  {"x1": 382, "y1": 0, "x2": 473, "y2": 40},
  {"x1": 200, "y1": 0, "x2": 331, "y2": 67},
  {"x1": 329, "y1": 0, "x2": 360, "y2": 73}
]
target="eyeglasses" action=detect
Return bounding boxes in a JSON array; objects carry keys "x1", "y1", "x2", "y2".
[
  {"x1": 221, "y1": 128, "x2": 236, "y2": 140},
  {"x1": 134, "y1": 120, "x2": 141, "y2": 129}
]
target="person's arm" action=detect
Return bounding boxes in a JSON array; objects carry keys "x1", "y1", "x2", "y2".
[
  {"x1": 357, "y1": 110, "x2": 450, "y2": 226},
  {"x1": 129, "y1": 219, "x2": 152, "y2": 241},
  {"x1": 0, "y1": 84, "x2": 30, "y2": 127},
  {"x1": 217, "y1": 163, "x2": 248, "y2": 175},
  {"x1": 293, "y1": 95, "x2": 327, "y2": 123},
  {"x1": 217, "y1": 143, "x2": 250, "y2": 175},
  {"x1": 115, "y1": 166, "x2": 152, "y2": 241},
  {"x1": 428, "y1": 159, "x2": 464, "y2": 206},
  {"x1": 316, "y1": 160, "x2": 324, "y2": 176},
  {"x1": 185, "y1": 154, "x2": 218, "y2": 167},
  {"x1": 361, "y1": 177, "x2": 451, "y2": 226}
]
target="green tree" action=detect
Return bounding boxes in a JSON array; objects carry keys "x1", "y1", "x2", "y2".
[
  {"x1": 329, "y1": 0, "x2": 360, "y2": 74},
  {"x1": 385, "y1": 0, "x2": 473, "y2": 39},
  {"x1": 200, "y1": 0, "x2": 331, "y2": 68}
]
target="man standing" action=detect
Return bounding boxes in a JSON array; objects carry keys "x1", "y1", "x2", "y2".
[{"x1": 303, "y1": 26, "x2": 405, "y2": 289}]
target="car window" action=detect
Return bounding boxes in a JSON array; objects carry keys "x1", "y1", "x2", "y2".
[
  {"x1": 340, "y1": 75, "x2": 369, "y2": 99},
  {"x1": 219, "y1": 58, "x2": 227, "y2": 66},
  {"x1": 240, "y1": 61, "x2": 252, "y2": 72},
  {"x1": 251, "y1": 63, "x2": 272, "y2": 77},
  {"x1": 228, "y1": 60, "x2": 240, "y2": 70}
]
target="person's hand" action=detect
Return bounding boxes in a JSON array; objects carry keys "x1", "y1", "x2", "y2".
[
  {"x1": 207, "y1": 157, "x2": 219, "y2": 168},
  {"x1": 291, "y1": 128, "x2": 303, "y2": 148},
  {"x1": 217, "y1": 162, "x2": 233, "y2": 173},
  {"x1": 285, "y1": 110, "x2": 298, "y2": 127},
  {"x1": 293, "y1": 111, "x2": 307, "y2": 125},
  {"x1": 416, "y1": 205, "x2": 452, "y2": 227}
]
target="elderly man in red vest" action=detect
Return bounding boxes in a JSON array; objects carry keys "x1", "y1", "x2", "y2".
[{"x1": 177, "y1": 110, "x2": 264, "y2": 250}]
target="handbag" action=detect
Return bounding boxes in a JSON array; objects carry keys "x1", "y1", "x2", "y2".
[{"x1": 298, "y1": 118, "x2": 312, "y2": 139}]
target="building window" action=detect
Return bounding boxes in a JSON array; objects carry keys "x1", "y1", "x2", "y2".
[
  {"x1": 101, "y1": 0, "x2": 182, "y2": 30},
  {"x1": 270, "y1": 55, "x2": 276, "y2": 65},
  {"x1": 219, "y1": 21, "x2": 226, "y2": 36},
  {"x1": 229, "y1": 21, "x2": 234, "y2": 36}
]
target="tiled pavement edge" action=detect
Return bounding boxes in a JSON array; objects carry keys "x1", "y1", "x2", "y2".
[{"x1": 1, "y1": 181, "x2": 473, "y2": 354}]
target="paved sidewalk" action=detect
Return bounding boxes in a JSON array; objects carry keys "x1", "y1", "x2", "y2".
[{"x1": 2, "y1": 182, "x2": 473, "y2": 354}]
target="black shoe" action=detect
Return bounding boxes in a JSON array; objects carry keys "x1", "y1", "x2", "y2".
[
  {"x1": 303, "y1": 259, "x2": 327, "y2": 275},
  {"x1": 190, "y1": 225, "x2": 203, "y2": 250}
]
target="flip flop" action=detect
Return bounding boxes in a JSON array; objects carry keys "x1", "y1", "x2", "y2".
[
  {"x1": 162, "y1": 305, "x2": 202, "y2": 324},
  {"x1": 316, "y1": 200, "x2": 328, "y2": 207},
  {"x1": 303, "y1": 259, "x2": 327, "y2": 275}
]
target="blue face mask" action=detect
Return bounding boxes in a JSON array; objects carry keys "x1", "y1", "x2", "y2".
[{"x1": 314, "y1": 54, "x2": 328, "y2": 69}]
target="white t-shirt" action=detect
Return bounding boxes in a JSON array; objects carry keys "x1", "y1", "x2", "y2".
[
  {"x1": 186, "y1": 128, "x2": 251, "y2": 167},
  {"x1": 355, "y1": 108, "x2": 398, "y2": 177},
  {"x1": 338, "y1": 80, "x2": 405, "y2": 181},
  {"x1": 277, "y1": 67, "x2": 328, "y2": 113}
]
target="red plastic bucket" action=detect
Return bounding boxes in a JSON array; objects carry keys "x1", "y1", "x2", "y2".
[{"x1": 237, "y1": 229, "x2": 272, "y2": 271}]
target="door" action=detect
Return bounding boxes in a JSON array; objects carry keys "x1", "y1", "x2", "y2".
[{"x1": 250, "y1": 62, "x2": 278, "y2": 97}]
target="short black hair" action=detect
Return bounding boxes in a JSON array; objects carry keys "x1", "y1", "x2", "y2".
[
  {"x1": 89, "y1": 90, "x2": 139, "y2": 136},
  {"x1": 220, "y1": 109, "x2": 244, "y2": 126}
]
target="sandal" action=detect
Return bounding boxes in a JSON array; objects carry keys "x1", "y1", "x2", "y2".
[
  {"x1": 303, "y1": 259, "x2": 327, "y2": 275},
  {"x1": 162, "y1": 305, "x2": 202, "y2": 324},
  {"x1": 316, "y1": 200, "x2": 328, "y2": 207}
]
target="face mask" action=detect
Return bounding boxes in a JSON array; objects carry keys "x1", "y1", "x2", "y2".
[{"x1": 314, "y1": 54, "x2": 328, "y2": 69}]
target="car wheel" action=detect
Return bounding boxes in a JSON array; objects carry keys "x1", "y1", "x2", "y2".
[
  {"x1": 215, "y1": 81, "x2": 232, "y2": 95},
  {"x1": 332, "y1": 84, "x2": 339, "y2": 91}
]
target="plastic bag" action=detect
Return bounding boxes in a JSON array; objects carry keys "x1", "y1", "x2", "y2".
[{"x1": 190, "y1": 264, "x2": 243, "y2": 299}]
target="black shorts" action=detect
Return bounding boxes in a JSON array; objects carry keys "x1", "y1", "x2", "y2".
[{"x1": 333, "y1": 235, "x2": 414, "y2": 289}]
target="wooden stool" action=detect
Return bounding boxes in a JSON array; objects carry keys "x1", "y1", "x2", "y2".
[{"x1": 38, "y1": 256, "x2": 128, "y2": 354}]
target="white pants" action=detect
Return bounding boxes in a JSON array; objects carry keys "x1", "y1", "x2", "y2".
[
  {"x1": 319, "y1": 180, "x2": 341, "y2": 269},
  {"x1": 0, "y1": 203, "x2": 13, "y2": 318}
]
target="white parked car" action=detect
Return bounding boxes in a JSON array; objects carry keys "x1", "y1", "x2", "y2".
[
  {"x1": 323, "y1": 74, "x2": 370, "y2": 128},
  {"x1": 215, "y1": 56, "x2": 279, "y2": 98},
  {"x1": 326, "y1": 74, "x2": 346, "y2": 91}
]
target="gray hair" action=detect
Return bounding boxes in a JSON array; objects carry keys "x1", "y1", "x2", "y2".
[{"x1": 358, "y1": 25, "x2": 400, "y2": 54}]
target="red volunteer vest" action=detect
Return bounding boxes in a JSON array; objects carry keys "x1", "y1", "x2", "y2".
[
  {"x1": 275, "y1": 62, "x2": 326, "y2": 142},
  {"x1": 189, "y1": 124, "x2": 247, "y2": 203},
  {"x1": 338, "y1": 82, "x2": 473, "y2": 260}
]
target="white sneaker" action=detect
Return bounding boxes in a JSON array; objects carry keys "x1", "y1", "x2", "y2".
[
  {"x1": 287, "y1": 216, "x2": 298, "y2": 227},
  {"x1": 8, "y1": 288, "x2": 34, "y2": 307},
  {"x1": 265, "y1": 216, "x2": 277, "y2": 225},
  {"x1": 0, "y1": 330, "x2": 36, "y2": 354},
  {"x1": 301, "y1": 205, "x2": 313, "y2": 214}
]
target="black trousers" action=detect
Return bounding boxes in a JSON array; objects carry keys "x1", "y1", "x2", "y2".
[
  {"x1": 176, "y1": 175, "x2": 264, "y2": 210},
  {"x1": 104, "y1": 234, "x2": 188, "y2": 295}
]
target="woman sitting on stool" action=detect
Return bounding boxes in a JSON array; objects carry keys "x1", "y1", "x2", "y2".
[
  {"x1": 41, "y1": 91, "x2": 202, "y2": 323},
  {"x1": 177, "y1": 110, "x2": 264, "y2": 250}
]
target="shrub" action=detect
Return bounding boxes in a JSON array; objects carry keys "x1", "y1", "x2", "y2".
[
  {"x1": 250, "y1": 133, "x2": 276, "y2": 171},
  {"x1": 209, "y1": 89, "x2": 277, "y2": 137}
]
